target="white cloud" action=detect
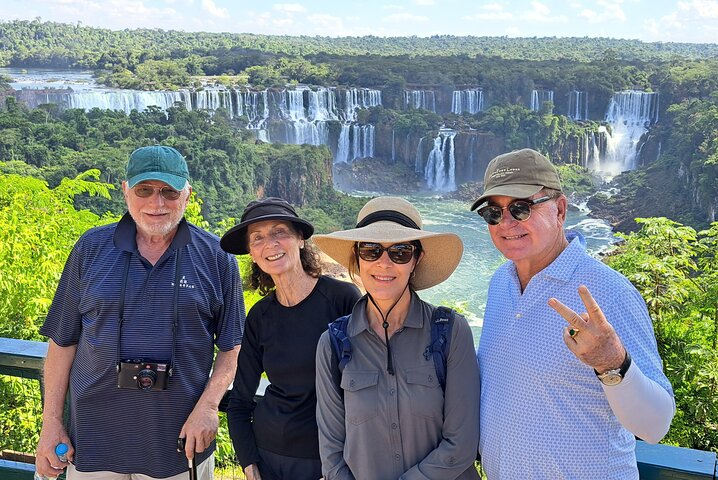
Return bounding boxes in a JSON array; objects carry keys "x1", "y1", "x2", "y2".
[
  {"x1": 201, "y1": 0, "x2": 228, "y2": 18},
  {"x1": 413, "y1": 0, "x2": 436, "y2": 5},
  {"x1": 381, "y1": 12, "x2": 429, "y2": 23},
  {"x1": 578, "y1": 0, "x2": 626, "y2": 23},
  {"x1": 464, "y1": 11, "x2": 513, "y2": 21},
  {"x1": 273, "y1": 3, "x2": 306, "y2": 14},
  {"x1": 464, "y1": 4, "x2": 513, "y2": 21},
  {"x1": 643, "y1": 0, "x2": 718, "y2": 43},
  {"x1": 677, "y1": 0, "x2": 718, "y2": 18}
]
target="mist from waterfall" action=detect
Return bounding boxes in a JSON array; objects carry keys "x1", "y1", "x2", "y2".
[{"x1": 602, "y1": 90, "x2": 659, "y2": 174}]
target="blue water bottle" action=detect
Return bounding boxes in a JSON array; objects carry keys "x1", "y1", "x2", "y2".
[{"x1": 34, "y1": 443, "x2": 68, "y2": 480}]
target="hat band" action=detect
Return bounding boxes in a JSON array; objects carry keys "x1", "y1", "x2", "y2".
[{"x1": 356, "y1": 210, "x2": 420, "y2": 230}]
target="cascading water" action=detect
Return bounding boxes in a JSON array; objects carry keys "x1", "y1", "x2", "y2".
[
  {"x1": 334, "y1": 124, "x2": 375, "y2": 163},
  {"x1": 602, "y1": 90, "x2": 659, "y2": 174},
  {"x1": 404, "y1": 90, "x2": 436, "y2": 112},
  {"x1": 530, "y1": 89, "x2": 554, "y2": 111},
  {"x1": 65, "y1": 89, "x2": 191, "y2": 113},
  {"x1": 343, "y1": 88, "x2": 382, "y2": 121},
  {"x1": 424, "y1": 129, "x2": 457, "y2": 191},
  {"x1": 452, "y1": 89, "x2": 484, "y2": 114},
  {"x1": 568, "y1": 90, "x2": 589, "y2": 120}
]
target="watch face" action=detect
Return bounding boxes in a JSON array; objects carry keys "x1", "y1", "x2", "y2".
[{"x1": 599, "y1": 371, "x2": 623, "y2": 386}]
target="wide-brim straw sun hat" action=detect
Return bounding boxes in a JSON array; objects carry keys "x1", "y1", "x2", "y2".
[
  {"x1": 220, "y1": 197, "x2": 314, "y2": 255},
  {"x1": 312, "y1": 196, "x2": 463, "y2": 290}
]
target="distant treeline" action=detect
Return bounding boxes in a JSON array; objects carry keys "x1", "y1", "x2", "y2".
[{"x1": 1, "y1": 18, "x2": 717, "y2": 70}]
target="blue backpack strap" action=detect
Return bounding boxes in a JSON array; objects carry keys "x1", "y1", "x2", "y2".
[
  {"x1": 328, "y1": 315, "x2": 352, "y2": 393},
  {"x1": 427, "y1": 306, "x2": 454, "y2": 391}
]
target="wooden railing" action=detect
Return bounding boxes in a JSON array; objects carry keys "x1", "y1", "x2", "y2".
[{"x1": 0, "y1": 337, "x2": 715, "y2": 480}]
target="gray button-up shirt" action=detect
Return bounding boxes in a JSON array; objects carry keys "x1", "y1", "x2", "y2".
[{"x1": 316, "y1": 292, "x2": 480, "y2": 480}]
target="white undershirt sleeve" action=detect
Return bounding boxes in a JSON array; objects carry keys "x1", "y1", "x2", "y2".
[{"x1": 602, "y1": 360, "x2": 675, "y2": 444}]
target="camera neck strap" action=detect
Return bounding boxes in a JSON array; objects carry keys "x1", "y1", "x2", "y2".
[{"x1": 115, "y1": 249, "x2": 181, "y2": 377}]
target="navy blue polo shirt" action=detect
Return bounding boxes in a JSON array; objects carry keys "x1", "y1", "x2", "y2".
[{"x1": 41, "y1": 213, "x2": 245, "y2": 477}]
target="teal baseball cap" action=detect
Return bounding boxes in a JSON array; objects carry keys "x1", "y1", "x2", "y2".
[{"x1": 126, "y1": 145, "x2": 190, "y2": 191}]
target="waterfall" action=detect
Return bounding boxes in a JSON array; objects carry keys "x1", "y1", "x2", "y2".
[
  {"x1": 404, "y1": 90, "x2": 436, "y2": 112},
  {"x1": 467, "y1": 135, "x2": 477, "y2": 181},
  {"x1": 334, "y1": 124, "x2": 375, "y2": 164},
  {"x1": 602, "y1": 90, "x2": 659, "y2": 173},
  {"x1": 65, "y1": 89, "x2": 191, "y2": 114},
  {"x1": 452, "y1": 89, "x2": 484, "y2": 114},
  {"x1": 424, "y1": 129, "x2": 457, "y2": 191},
  {"x1": 414, "y1": 137, "x2": 425, "y2": 174},
  {"x1": 568, "y1": 90, "x2": 589, "y2": 120},
  {"x1": 192, "y1": 88, "x2": 234, "y2": 116},
  {"x1": 530, "y1": 89, "x2": 554, "y2": 111},
  {"x1": 343, "y1": 88, "x2": 382, "y2": 121},
  {"x1": 391, "y1": 130, "x2": 396, "y2": 162},
  {"x1": 307, "y1": 87, "x2": 337, "y2": 121}
]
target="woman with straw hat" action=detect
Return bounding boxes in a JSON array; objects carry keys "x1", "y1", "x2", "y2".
[
  {"x1": 313, "y1": 196, "x2": 480, "y2": 480},
  {"x1": 220, "y1": 197, "x2": 361, "y2": 480}
]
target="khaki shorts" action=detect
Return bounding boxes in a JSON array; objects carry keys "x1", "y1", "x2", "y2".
[{"x1": 67, "y1": 453, "x2": 214, "y2": 480}]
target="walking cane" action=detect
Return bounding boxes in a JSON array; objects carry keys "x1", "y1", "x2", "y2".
[{"x1": 177, "y1": 437, "x2": 198, "y2": 480}]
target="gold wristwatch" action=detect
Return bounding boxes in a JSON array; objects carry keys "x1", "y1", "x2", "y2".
[{"x1": 595, "y1": 351, "x2": 632, "y2": 386}]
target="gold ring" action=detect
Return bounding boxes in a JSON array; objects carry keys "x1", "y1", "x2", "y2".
[{"x1": 569, "y1": 328, "x2": 579, "y2": 338}]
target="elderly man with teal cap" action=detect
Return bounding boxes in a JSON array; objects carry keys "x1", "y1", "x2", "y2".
[{"x1": 35, "y1": 145, "x2": 245, "y2": 479}]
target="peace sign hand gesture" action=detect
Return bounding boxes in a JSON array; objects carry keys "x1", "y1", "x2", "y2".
[{"x1": 548, "y1": 285, "x2": 626, "y2": 374}]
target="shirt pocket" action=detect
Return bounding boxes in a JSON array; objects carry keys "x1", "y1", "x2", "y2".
[
  {"x1": 406, "y1": 365, "x2": 443, "y2": 419},
  {"x1": 341, "y1": 370, "x2": 379, "y2": 426}
]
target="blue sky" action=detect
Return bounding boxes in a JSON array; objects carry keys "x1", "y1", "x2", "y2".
[{"x1": 1, "y1": 0, "x2": 716, "y2": 43}]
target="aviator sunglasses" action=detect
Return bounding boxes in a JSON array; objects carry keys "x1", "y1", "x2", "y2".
[
  {"x1": 133, "y1": 184, "x2": 182, "y2": 201},
  {"x1": 477, "y1": 196, "x2": 552, "y2": 225},
  {"x1": 357, "y1": 242, "x2": 417, "y2": 264}
]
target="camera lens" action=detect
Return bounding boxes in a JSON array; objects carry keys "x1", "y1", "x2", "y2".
[{"x1": 137, "y1": 368, "x2": 157, "y2": 390}]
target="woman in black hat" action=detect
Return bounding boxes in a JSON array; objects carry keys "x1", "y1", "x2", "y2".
[{"x1": 221, "y1": 197, "x2": 361, "y2": 480}]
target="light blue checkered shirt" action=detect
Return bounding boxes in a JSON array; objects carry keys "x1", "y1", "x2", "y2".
[{"x1": 478, "y1": 230, "x2": 672, "y2": 479}]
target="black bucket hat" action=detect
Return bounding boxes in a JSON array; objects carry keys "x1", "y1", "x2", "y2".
[{"x1": 220, "y1": 197, "x2": 314, "y2": 255}]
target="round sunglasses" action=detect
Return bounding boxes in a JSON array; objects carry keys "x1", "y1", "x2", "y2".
[
  {"x1": 133, "y1": 184, "x2": 182, "y2": 201},
  {"x1": 477, "y1": 196, "x2": 552, "y2": 225},
  {"x1": 357, "y1": 242, "x2": 417, "y2": 264}
]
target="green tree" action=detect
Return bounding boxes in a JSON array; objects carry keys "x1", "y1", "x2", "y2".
[{"x1": 0, "y1": 170, "x2": 116, "y2": 340}]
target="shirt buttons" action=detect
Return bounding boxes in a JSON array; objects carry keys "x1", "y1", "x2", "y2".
[
  {"x1": 394, "y1": 453, "x2": 400, "y2": 461},
  {"x1": 349, "y1": 379, "x2": 355, "y2": 387},
  {"x1": 515, "y1": 313, "x2": 522, "y2": 319},
  {"x1": 389, "y1": 388, "x2": 395, "y2": 396},
  {"x1": 391, "y1": 422, "x2": 398, "y2": 429}
]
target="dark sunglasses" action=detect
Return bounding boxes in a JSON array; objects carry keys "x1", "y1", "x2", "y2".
[
  {"x1": 477, "y1": 196, "x2": 552, "y2": 225},
  {"x1": 133, "y1": 184, "x2": 182, "y2": 201},
  {"x1": 357, "y1": 242, "x2": 417, "y2": 264}
]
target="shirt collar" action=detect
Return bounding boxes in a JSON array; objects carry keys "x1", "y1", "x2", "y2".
[
  {"x1": 541, "y1": 229, "x2": 586, "y2": 282},
  {"x1": 347, "y1": 290, "x2": 424, "y2": 337},
  {"x1": 113, "y1": 212, "x2": 192, "y2": 253}
]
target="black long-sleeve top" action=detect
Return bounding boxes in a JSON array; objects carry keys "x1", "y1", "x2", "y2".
[{"x1": 227, "y1": 275, "x2": 361, "y2": 466}]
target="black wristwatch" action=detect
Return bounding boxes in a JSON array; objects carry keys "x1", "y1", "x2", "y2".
[{"x1": 595, "y1": 351, "x2": 632, "y2": 386}]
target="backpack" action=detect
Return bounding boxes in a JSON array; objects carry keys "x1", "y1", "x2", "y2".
[{"x1": 328, "y1": 306, "x2": 455, "y2": 393}]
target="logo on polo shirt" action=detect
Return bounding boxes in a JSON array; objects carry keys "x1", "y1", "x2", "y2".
[{"x1": 172, "y1": 275, "x2": 195, "y2": 289}]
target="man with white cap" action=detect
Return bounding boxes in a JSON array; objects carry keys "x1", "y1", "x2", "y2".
[
  {"x1": 35, "y1": 145, "x2": 245, "y2": 479},
  {"x1": 473, "y1": 148, "x2": 674, "y2": 479}
]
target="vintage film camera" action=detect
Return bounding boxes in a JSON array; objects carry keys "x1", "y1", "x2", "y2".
[{"x1": 117, "y1": 359, "x2": 170, "y2": 391}]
